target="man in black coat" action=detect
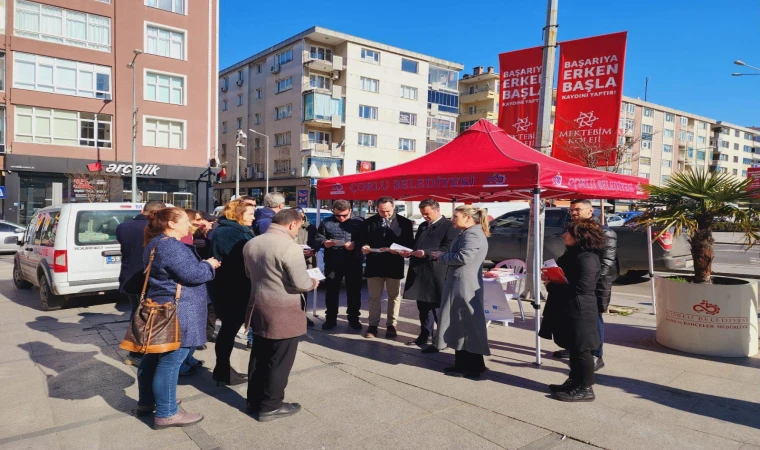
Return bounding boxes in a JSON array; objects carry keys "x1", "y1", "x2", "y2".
[
  {"x1": 359, "y1": 197, "x2": 414, "y2": 339},
  {"x1": 116, "y1": 200, "x2": 166, "y2": 365},
  {"x1": 314, "y1": 200, "x2": 365, "y2": 331},
  {"x1": 400, "y1": 198, "x2": 459, "y2": 352}
]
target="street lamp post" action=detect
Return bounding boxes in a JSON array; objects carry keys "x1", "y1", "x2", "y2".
[
  {"x1": 235, "y1": 130, "x2": 247, "y2": 198},
  {"x1": 127, "y1": 49, "x2": 142, "y2": 203},
  {"x1": 732, "y1": 60, "x2": 760, "y2": 76},
  {"x1": 248, "y1": 129, "x2": 269, "y2": 193}
]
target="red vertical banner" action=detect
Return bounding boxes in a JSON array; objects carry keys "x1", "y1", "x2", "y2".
[
  {"x1": 748, "y1": 167, "x2": 760, "y2": 198},
  {"x1": 552, "y1": 32, "x2": 627, "y2": 167},
  {"x1": 497, "y1": 47, "x2": 544, "y2": 149}
]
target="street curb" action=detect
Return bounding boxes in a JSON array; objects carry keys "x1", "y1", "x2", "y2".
[{"x1": 664, "y1": 269, "x2": 760, "y2": 280}]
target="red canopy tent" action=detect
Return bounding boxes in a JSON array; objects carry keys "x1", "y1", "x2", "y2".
[{"x1": 314, "y1": 119, "x2": 649, "y2": 364}]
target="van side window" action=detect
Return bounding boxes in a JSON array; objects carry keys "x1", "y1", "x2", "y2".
[
  {"x1": 75, "y1": 210, "x2": 140, "y2": 246},
  {"x1": 24, "y1": 217, "x2": 37, "y2": 245},
  {"x1": 40, "y1": 212, "x2": 60, "y2": 247},
  {"x1": 33, "y1": 214, "x2": 47, "y2": 245},
  {"x1": 545, "y1": 210, "x2": 568, "y2": 228}
]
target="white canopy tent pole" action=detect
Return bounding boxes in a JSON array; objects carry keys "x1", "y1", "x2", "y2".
[
  {"x1": 647, "y1": 225, "x2": 657, "y2": 315},
  {"x1": 313, "y1": 198, "x2": 321, "y2": 319},
  {"x1": 532, "y1": 189, "x2": 542, "y2": 365}
]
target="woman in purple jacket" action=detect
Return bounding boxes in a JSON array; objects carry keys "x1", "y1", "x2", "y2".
[{"x1": 136, "y1": 207, "x2": 221, "y2": 429}]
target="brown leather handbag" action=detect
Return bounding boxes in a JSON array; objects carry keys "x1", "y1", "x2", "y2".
[{"x1": 119, "y1": 243, "x2": 182, "y2": 354}]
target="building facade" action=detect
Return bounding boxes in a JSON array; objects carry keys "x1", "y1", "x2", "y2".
[
  {"x1": 216, "y1": 26, "x2": 462, "y2": 205},
  {"x1": 457, "y1": 65, "x2": 498, "y2": 133},
  {"x1": 0, "y1": 0, "x2": 219, "y2": 224},
  {"x1": 710, "y1": 121, "x2": 760, "y2": 178}
]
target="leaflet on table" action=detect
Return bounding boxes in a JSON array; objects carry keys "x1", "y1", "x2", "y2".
[
  {"x1": 307, "y1": 268, "x2": 326, "y2": 280},
  {"x1": 541, "y1": 259, "x2": 568, "y2": 284},
  {"x1": 389, "y1": 243, "x2": 413, "y2": 253}
]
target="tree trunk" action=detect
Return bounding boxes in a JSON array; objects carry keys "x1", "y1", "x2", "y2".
[{"x1": 690, "y1": 223, "x2": 714, "y2": 284}]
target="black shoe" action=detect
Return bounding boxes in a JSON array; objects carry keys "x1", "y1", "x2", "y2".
[
  {"x1": 207, "y1": 334, "x2": 217, "y2": 343},
  {"x1": 196, "y1": 344, "x2": 208, "y2": 351},
  {"x1": 365, "y1": 326, "x2": 379, "y2": 339},
  {"x1": 549, "y1": 378, "x2": 578, "y2": 393},
  {"x1": 444, "y1": 369, "x2": 465, "y2": 378},
  {"x1": 348, "y1": 320, "x2": 363, "y2": 331},
  {"x1": 594, "y1": 356, "x2": 605, "y2": 372},
  {"x1": 554, "y1": 385, "x2": 595, "y2": 402},
  {"x1": 212, "y1": 368, "x2": 248, "y2": 386},
  {"x1": 385, "y1": 325, "x2": 397, "y2": 339},
  {"x1": 179, "y1": 366, "x2": 197, "y2": 377},
  {"x1": 124, "y1": 353, "x2": 142, "y2": 366},
  {"x1": 322, "y1": 320, "x2": 337, "y2": 331},
  {"x1": 191, "y1": 359, "x2": 205, "y2": 368},
  {"x1": 421, "y1": 345, "x2": 439, "y2": 354},
  {"x1": 256, "y1": 402, "x2": 302, "y2": 422},
  {"x1": 464, "y1": 371, "x2": 483, "y2": 379},
  {"x1": 553, "y1": 349, "x2": 570, "y2": 359},
  {"x1": 443, "y1": 366, "x2": 462, "y2": 374},
  {"x1": 306, "y1": 317, "x2": 315, "y2": 327},
  {"x1": 245, "y1": 342, "x2": 252, "y2": 351},
  {"x1": 405, "y1": 337, "x2": 427, "y2": 347}
]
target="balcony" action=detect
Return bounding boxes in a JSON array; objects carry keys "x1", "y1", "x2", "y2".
[
  {"x1": 427, "y1": 128, "x2": 458, "y2": 142},
  {"x1": 302, "y1": 81, "x2": 333, "y2": 95},
  {"x1": 458, "y1": 109, "x2": 496, "y2": 122},
  {"x1": 303, "y1": 114, "x2": 343, "y2": 129},
  {"x1": 301, "y1": 140, "x2": 344, "y2": 158},
  {"x1": 459, "y1": 87, "x2": 496, "y2": 104},
  {"x1": 303, "y1": 52, "x2": 344, "y2": 73}
]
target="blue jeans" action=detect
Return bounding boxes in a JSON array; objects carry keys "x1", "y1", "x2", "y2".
[
  {"x1": 592, "y1": 314, "x2": 604, "y2": 358},
  {"x1": 137, "y1": 347, "x2": 191, "y2": 418},
  {"x1": 179, "y1": 348, "x2": 198, "y2": 374},
  {"x1": 247, "y1": 327, "x2": 254, "y2": 345}
]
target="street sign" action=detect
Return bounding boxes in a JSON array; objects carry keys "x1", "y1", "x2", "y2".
[{"x1": 0, "y1": 187, "x2": 5, "y2": 199}]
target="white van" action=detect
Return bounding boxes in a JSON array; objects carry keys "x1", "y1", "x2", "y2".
[{"x1": 13, "y1": 203, "x2": 144, "y2": 311}]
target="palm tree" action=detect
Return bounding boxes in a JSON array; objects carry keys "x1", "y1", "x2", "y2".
[{"x1": 635, "y1": 169, "x2": 760, "y2": 284}]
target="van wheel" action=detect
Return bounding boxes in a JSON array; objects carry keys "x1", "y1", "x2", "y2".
[
  {"x1": 625, "y1": 270, "x2": 648, "y2": 280},
  {"x1": 13, "y1": 260, "x2": 32, "y2": 289},
  {"x1": 39, "y1": 275, "x2": 64, "y2": 311}
]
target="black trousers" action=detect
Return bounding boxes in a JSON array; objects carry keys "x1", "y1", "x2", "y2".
[
  {"x1": 206, "y1": 303, "x2": 217, "y2": 339},
  {"x1": 213, "y1": 303, "x2": 246, "y2": 377},
  {"x1": 568, "y1": 350, "x2": 595, "y2": 386},
  {"x1": 416, "y1": 301, "x2": 439, "y2": 342},
  {"x1": 454, "y1": 350, "x2": 487, "y2": 373},
  {"x1": 246, "y1": 336, "x2": 299, "y2": 412},
  {"x1": 325, "y1": 267, "x2": 362, "y2": 322}
]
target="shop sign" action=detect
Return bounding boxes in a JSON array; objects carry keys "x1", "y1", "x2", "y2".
[
  {"x1": 104, "y1": 164, "x2": 162, "y2": 176},
  {"x1": 297, "y1": 189, "x2": 308, "y2": 208}
]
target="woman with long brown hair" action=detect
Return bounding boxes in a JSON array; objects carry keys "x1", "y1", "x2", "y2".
[
  {"x1": 540, "y1": 218, "x2": 607, "y2": 402},
  {"x1": 430, "y1": 205, "x2": 490, "y2": 378},
  {"x1": 136, "y1": 207, "x2": 221, "y2": 429}
]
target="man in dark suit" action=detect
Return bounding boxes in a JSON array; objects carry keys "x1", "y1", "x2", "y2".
[
  {"x1": 116, "y1": 200, "x2": 166, "y2": 366},
  {"x1": 360, "y1": 197, "x2": 414, "y2": 339},
  {"x1": 400, "y1": 198, "x2": 460, "y2": 352}
]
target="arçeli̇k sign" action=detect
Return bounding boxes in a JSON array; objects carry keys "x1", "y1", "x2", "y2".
[{"x1": 103, "y1": 164, "x2": 161, "y2": 176}]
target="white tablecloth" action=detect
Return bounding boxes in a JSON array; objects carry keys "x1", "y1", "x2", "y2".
[{"x1": 483, "y1": 274, "x2": 525, "y2": 324}]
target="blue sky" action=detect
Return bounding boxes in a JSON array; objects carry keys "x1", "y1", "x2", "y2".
[{"x1": 219, "y1": 0, "x2": 760, "y2": 126}]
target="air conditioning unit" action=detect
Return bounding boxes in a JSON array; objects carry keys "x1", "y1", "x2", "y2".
[
  {"x1": 220, "y1": 85, "x2": 228, "y2": 92},
  {"x1": 103, "y1": 93, "x2": 112, "y2": 101},
  {"x1": 236, "y1": 79, "x2": 244, "y2": 86},
  {"x1": 271, "y1": 64, "x2": 280, "y2": 74},
  {"x1": 256, "y1": 172, "x2": 264, "y2": 179},
  {"x1": 331, "y1": 70, "x2": 341, "y2": 81},
  {"x1": 290, "y1": 169, "x2": 297, "y2": 176}
]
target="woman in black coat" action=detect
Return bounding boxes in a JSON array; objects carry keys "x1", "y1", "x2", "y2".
[
  {"x1": 210, "y1": 199, "x2": 255, "y2": 385},
  {"x1": 539, "y1": 218, "x2": 607, "y2": 402}
]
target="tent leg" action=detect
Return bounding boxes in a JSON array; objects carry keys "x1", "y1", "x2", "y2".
[
  {"x1": 313, "y1": 199, "x2": 321, "y2": 319},
  {"x1": 533, "y1": 190, "x2": 542, "y2": 366},
  {"x1": 647, "y1": 225, "x2": 657, "y2": 315}
]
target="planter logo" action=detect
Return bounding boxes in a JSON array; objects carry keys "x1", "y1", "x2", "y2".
[
  {"x1": 693, "y1": 300, "x2": 720, "y2": 315},
  {"x1": 331, "y1": 183, "x2": 345, "y2": 195}
]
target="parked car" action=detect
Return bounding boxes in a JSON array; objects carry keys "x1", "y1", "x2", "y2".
[
  {"x1": 13, "y1": 203, "x2": 144, "y2": 311},
  {"x1": 606, "y1": 215, "x2": 625, "y2": 227},
  {"x1": 0, "y1": 220, "x2": 26, "y2": 253},
  {"x1": 300, "y1": 207, "x2": 332, "y2": 225},
  {"x1": 486, "y1": 207, "x2": 693, "y2": 279},
  {"x1": 407, "y1": 214, "x2": 426, "y2": 232}
]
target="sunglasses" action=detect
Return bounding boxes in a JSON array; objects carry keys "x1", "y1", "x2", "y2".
[{"x1": 334, "y1": 213, "x2": 350, "y2": 218}]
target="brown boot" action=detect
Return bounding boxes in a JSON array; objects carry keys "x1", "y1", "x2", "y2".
[{"x1": 154, "y1": 411, "x2": 203, "y2": 429}]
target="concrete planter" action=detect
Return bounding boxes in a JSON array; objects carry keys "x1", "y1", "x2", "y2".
[{"x1": 655, "y1": 276, "x2": 759, "y2": 357}]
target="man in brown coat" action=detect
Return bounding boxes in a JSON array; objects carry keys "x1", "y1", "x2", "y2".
[{"x1": 243, "y1": 209, "x2": 319, "y2": 422}]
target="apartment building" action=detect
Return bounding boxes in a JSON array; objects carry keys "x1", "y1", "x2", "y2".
[
  {"x1": 457, "y1": 65, "x2": 498, "y2": 133},
  {"x1": 0, "y1": 0, "x2": 219, "y2": 223},
  {"x1": 217, "y1": 26, "x2": 462, "y2": 205},
  {"x1": 710, "y1": 122, "x2": 760, "y2": 178}
]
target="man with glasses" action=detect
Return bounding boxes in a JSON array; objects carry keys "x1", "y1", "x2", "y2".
[{"x1": 314, "y1": 200, "x2": 365, "y2": 331}]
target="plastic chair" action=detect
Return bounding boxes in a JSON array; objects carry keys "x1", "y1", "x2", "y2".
[{"x1": 495, "y1": 259, "x2": 527, "y2": 321}]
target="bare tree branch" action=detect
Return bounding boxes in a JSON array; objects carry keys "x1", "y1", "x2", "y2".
[{"x1": 66, "y1": 169, "x2": 123, "y2": 203}]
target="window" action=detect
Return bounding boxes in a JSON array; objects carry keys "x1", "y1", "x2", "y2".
[
  {"x1": 734, "y1": 143, "x2": 740, "y2": 150},
  {"x1": 642, "y1": 124, "x2": 653, "y2": 134},
  {"x1": 361, "y1": 48, "x2": 379, "y2": 64},
  {"x1": 662, "y1": 175, "x2": 670, "y2": 183},
  {"x1": 662, "y1": 160, "x2": 672, "y2": 168},
  {"x1": 221, "y1": 143, "x2": 226, "y2": 156},
  {"x1": 274, "y1": 132, "x2": 291, "y2": 146},
  {"x1": 401, "y1": 58, "x2": 418, "y2": 73},
  {"x1": 427, "y1": 90, "x2": 459, "y2": 113},
  {"x1": 721, "y1": 127, "x2": 730, "y2": 135},
  {"x1": 664, "y1": 129, "x2": 675, "y2": 138},
  {"x1": 459, "y1": 120, "x2": 477, "y2": 133},
  {"x1": 237, "y1": 70, "x2": 243, "y2": 82},
  {"x1": 623, "y1": 103, "x2": 635, "y2": 113},
  {"x1": 308, "y1": 131, "x2": 330, "y2": 144},
  {"x1": 360, "y1": 77, "x2": 379, "y2": 93},
  {"x1": 399, "y1": 138, "x2": 416, "y2": 151},
  {"x1": 679, "y1": 131, "x2": 687, "y2": 141},
  {"x1": 400, "y1": 85, "x2": 417, "y2": 100},
  {"x1": 358, "y1": 105, "x2": 378, "y2": 120},
  {"x1": 639, "y1": 157, "x2": 651, "y2": 165},
  {"x1": 697, "y1": 150, "x2": 706, "y2": 161},
  {"x1": 641, "y1": 140, "x2": 652, "y2": 150},
  {"x1": 221, "y1": 121, "x2": 227, "y2": 133},
  {"x1": 698, "y1": 136, "x2": 707, "y2": 145},
  {"x1": 144, "y1": 71, "x2": 184, "y2": 105},
  {"x1": 143, "y1": 117, "x2": 183, "y2": 149},
  {"x1": 735, "y1": 130, "x2": 741, "y2": 138},
  {"x1": 721, "y1": 140, "x2": 729, "y2": 148},
  {"x1": 358, "y1": 133, "x2": 377, "y2": 147},
  {"x1": 75, "y1": 211, "x2": 139, "y2": 246},
  {"x1": 623, "y1": 118, "x2": 634, "y2": 130},
  {"x1": 621, "y1": 169, "x2": 633, "y2": 175},
  {"x1": 0, "y1": 53, "x2": 5, "y2": 91},
  {"x1": 275, "y1": 104, "x2": 292, "y2": 120},
  {"x1": 303, "y1": 93, "x2": 345, "y2": 122},
  {"x1": 254, "y1": 113, "x2": 260, "y2": 125},
  {"x1": 399, "y1": 112, "x2": 417, "y2": 126},
  {"x1": 745, "y1": 133, "x2": 754, "y2": 140},
  {"x1": 700, "y1": 122, "x2": 709, "y2": 130},
  {"x1": 687, "y1": 132, "x2": 694, "y2": 142},
  {"x1": 275, "y1": 77, "x2": 292, "y2": 93},
  {"x1": 744, "y1": 158, "x2": 753, "y2": 165},
  {"x1": 144, "y1": 0, "x2": 185, "y2": 14},
  {"x1": 640, "y1": 173, "x2": 649, "y2": 179},
  {"x1": 309, "y1": 45, "x2": 332, "y2": 62},
  {"x1": 665, "y1": 113, "x2": 674, "y2": 122},
  {"x1": 680, "y1": 117, "x2": 688, "y2": 126},
  {"x1": 733, "y1": 169, "x2": 739, "y2": 176},
  {"x1": 275, "y1": 49, "x2": 293, "y2": 65},
  {"x1": 146, "y1": 24, "x2": 185, "y2": 60},
  {"x1": 428, "y1": 66, "x2": 459, "y2": 91},
  {"x1": 15, "y1": 106, "x2": 112, "y2": 148},
  {"x1": 222, "y1": 99, "x2": 227, "y2": 111},
  {"x1": 15, "y1": 1, "x2": 111, "y2": 51},
  {"x1": 255, "y1": 88, "x2": 262, "y2": 99},
  {"x1": 13, "y1": 52, "x2": 112, "y2": 99},
  {"x1": 274, "y1": 159, "x2": 291, "y2": 173},
  {"x1": 743, "y1": 170, "x2": 748, "y2": 177},
  {"x1": 237, "y1": 94, "x2": 243, "y2": 106},
  {"x1": 733, "y1": 155, "x2": 739, "y2": 163},
  {"x1": 254, "y1": 138, "x2": 260, "y2": 148},
  {"x1": 0, "y1": 106, "x2": 4, "y2": 152},
  {"x1": 236, "y1": 117, "x2": 242, "y2": 129},
  {"x1": 256, "y1": 64, "x2": 262, "y2": 74},
  {"x1": 663, "y1": 144, "x2": 673, "y2": 153},
  {"x1": 718, "y1": 154, "x2": 728, "y2": 161},
  {"x1": 688, "y1": 147, "x2": 694, "y2": 158},
  {"x1": 308, "y1": 74, "x2": 331, "y2": 90},
  {"x1": 643, "y1": 108, "x2": 653, "y2": 117},
  {"x1": 745, "y1": 145, "x2": 753, "y2": 152}
]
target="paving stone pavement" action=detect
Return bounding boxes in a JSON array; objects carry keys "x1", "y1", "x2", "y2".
[{"x1": 0, "y1": 255, "x2": 759, "y2": 449}]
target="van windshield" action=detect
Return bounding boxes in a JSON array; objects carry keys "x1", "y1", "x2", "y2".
[{"x1": 75, "y1": 210, "x2": 140, "y2": 246}]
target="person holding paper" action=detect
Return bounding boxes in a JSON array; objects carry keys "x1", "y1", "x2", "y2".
[
  {"x1": 295, "y1": 207, "x2": 318, "y2": 328},
  {"x1": 360, "y1": 197, "x2": 414, "y2": 339},
  {"x1": 429, "y1": 206, "x2": 490, "y2": 378},
  {"x1": 539, "y1": 218, "x2": 607, "y2": 402},
  {"x1": 400, "y1": 198, "x2": 460, "y2": 352}
]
